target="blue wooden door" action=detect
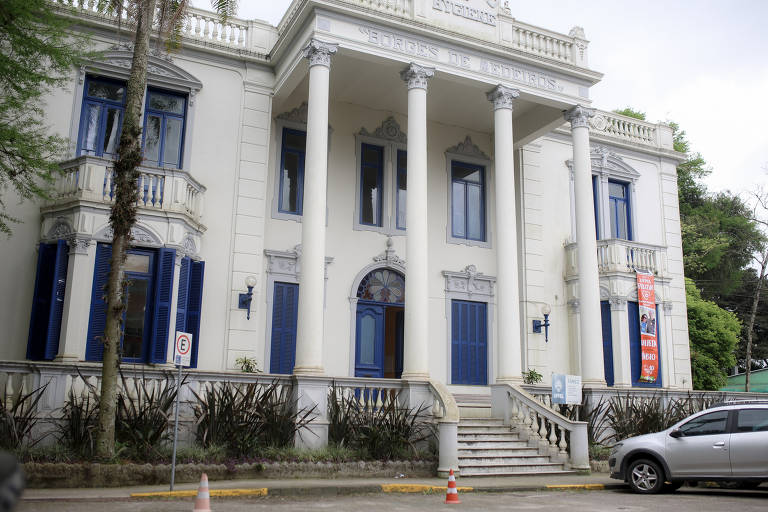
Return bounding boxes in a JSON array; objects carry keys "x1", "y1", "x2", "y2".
[
  {"x1": 600, "y1": 300, "x2": 614, "y2": 387},
  {"x1": 270, "y1": 282, "x2": 299, "y2": 374},
  {"x1": 451, "y1": 300, "x2": 488, "y2": 385},
  {"x1": 355, "y1": 303, "x2": 385, "y2": 378},
  {"x1": 628, "y1": 301, "x2": 662, "y2": 388}
]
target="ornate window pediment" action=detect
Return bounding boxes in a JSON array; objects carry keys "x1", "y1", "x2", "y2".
[
  {"x1": 80, "y1": 49, "x2": 203, "y2": 98},
  {"x1": 358, "y1": 117, "x2": 407, "y2": 144},
  {"x1": 443, "y1": 265, "x2": 495, "y2": 299},
  {"x1": 445, "y1": 136, "x2": 490, "y2": 162}
]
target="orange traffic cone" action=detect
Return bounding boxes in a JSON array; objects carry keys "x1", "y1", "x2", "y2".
[
  {"x1": 193, "y1": 473, "x2": 211, "y2": 512},
  {"x1": 445, "y1": 468, "x2": 460, "y2": 504}
]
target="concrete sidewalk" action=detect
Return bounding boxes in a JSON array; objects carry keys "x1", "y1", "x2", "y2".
[{"x1": 21, "y1": 472, "x2": 626, "y2": 502}]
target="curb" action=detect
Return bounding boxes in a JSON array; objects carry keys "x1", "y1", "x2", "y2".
[{"x1": 23, "y1": 481, "x2": 625, "y2": 502}]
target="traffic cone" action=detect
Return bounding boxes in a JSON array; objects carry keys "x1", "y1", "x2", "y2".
[
  {"x1": 193, "y1": 473, "x2": 211, "y2": 512},
  {"x1": 445, "y1": 468, "x2": 460, "y2": 504}
]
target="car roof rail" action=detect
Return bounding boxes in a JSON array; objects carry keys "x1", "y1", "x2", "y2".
[{"x1": 709, "y1": 399, "x2": 768, "y2": 408}]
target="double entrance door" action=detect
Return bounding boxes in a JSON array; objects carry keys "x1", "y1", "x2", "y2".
[{"x1": 354, "y1": 302, "x2": 403, "y2": 379}]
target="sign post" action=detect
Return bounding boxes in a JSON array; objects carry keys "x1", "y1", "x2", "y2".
[{"x1": 170, "y1": 331, "x2": 192, "y2": 491}]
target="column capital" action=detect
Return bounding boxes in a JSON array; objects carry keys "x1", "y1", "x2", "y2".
[
  {"x1": 65, "y1": 235, "x2": 92, "y2": 255},
  {"x1": 301, "y1": 39, "x2": 338, "y2": 68},
  {"x1": 400, "y1": 63, "x2": 435, "y2": 90},
  {"x1": 486, "y1": 85, "x2": 520, "y2": 111},
  {"x1": 564, "y1": 105, "x2": 595, "y2": 129}
]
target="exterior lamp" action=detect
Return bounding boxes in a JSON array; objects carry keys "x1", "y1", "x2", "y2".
[
  {"x1": 532, "y1": 304, "x2": 552, "y2": 342},
  {"x1": 238, "y1": 275, "x2": 258, "y2": 320}
]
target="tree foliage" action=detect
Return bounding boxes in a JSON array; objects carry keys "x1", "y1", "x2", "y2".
[
  {"x1": 0, "y1": 0, "x2": 90, "y2": 235},
  {"x1": 685, "y1": 278, "x2": 740, "y2": 390},
  {"x1": 613, "y1": 107, "x2": 646, "y2": 120}
]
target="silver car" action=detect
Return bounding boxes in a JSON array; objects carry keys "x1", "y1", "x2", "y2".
[{"x1": 609, "y1": 400, "x2": 768, "y2": 493}]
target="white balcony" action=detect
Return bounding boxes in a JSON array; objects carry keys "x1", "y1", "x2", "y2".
[{"x1": 565, "y1": 239, "x2": 667, "y2": 280}]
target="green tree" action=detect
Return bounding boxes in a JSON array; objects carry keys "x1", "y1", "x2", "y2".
[
  {"x1": 0, "y1": 0, "x2": 90, "y2": 235},
  {"x1": 685, "y1": 278, "x2": 740, "y2": 390},
  {"x1": 613, "y1": 107, "x2": 646, "y2": 120},
  {"x1": 94, "y1": 0, "x2": 237, "y2": 459}
]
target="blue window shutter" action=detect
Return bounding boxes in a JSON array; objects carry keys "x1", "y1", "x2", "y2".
[
  {"x1": 628, "y1": 301, "x2": 662, "y2": 388},
  {"x1": 186, "y1": 260, "x2": 205, "y2": 368},
  {"x1": 600, "y1": 301, "x2": 614, "y2": 387},
  {"x1": 270, "y1": 282, "x2": 298, "y2": 374},
  {"x1": 149, "y1": 248, "x2": 175, "y2": 364},
  {"x1": 451, "y1": 300, "x2": 488, "y2": 385},
  {"x1": 175, "y1": 257, "x2": 190, "y2": 334},
  {"x1": 27, "y1": 243, "x2": 57, "y2": 360},
  {"x1": 85, "y1": 244, "x2": 112, "y2": 362},
  {"x1": 451, "y1": 301, "x2": 460, "y2": 384},
  {"x1": 43, "y1": 240, "x2": 70, "y2": 360}
]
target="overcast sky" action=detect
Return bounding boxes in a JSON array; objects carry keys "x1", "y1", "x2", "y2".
[{"x1": 212, "y1": 0, "x2": 768, "y2": 195}]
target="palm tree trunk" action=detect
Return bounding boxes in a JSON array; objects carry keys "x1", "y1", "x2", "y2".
[
  {"x1": 745, "y1": 251, "x2": 768, "y2": 393},
  {"x1": 95, "y1": 0, "x2": 157, "y2": 460}
]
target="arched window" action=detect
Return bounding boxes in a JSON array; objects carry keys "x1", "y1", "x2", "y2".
[{"x1": 357, "y1": 269, "x2": 405, "y2": 303}]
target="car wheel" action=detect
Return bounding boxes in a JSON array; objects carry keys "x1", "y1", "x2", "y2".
[
  {"x1": 628, "y1": 458, "x2": 665, "y2": 494},
  {"x1": 663, "y1": 481, "x2": 683, "y2": 493}
]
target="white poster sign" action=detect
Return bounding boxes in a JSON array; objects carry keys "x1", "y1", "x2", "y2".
[
  {"x1": 552, "y1": 374, "x2": 582, "y2": 405},
  {"x1": 173, "y1": 331, "x2": 193, "y2": 367}
]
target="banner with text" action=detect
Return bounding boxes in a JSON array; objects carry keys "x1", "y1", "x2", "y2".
[{"x1": 636, "y1": 272, "x2": 658, "y2": 383}]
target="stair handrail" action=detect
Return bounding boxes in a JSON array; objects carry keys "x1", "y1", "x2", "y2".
[
  {"x1": 428, "y1": 379, "x2": 459, "y2": 423},
  {"x1": 428, "y1": 379, "x2": 460, "y2": 477},
  {"x1": 491, "y1": 383, "x2": 590, "y2": 470}
]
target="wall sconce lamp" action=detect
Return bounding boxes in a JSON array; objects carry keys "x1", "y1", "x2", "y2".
[
  {"x1": 532, "y1": 304, "x2": 552, "y2": 342},
  {"x1": 238, "y1": 275, "x2": 258, "y2": 320}
]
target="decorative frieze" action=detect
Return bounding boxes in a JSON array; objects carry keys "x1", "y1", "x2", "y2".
[
  {"x1": 359, "y1": 117, "x2": 407, "y2": 143},
  {"x1": 443, "y1": 265, "x2": 495, "y2": 299},
  {"x1": 609, "y1": 295, "x2": 627, "y2": 311},
  {"x1": 265, "y1": 245, "x2": 333, "y2": 280},
  {"x1": 400, "y1": 63, "x2": 435, "y2": 90},
  {"x1": 446, "y1": 136, "x2": 490, "y2": 161},
  {"x1": 277, "y1": 102, "x2": 308, "y2": 124},
  {"x1": 486, "y1": 85, "x2": 520, "y2": 111},
  {"x1": 301, "y1": 39, "x2": 338, "y2": 68}
]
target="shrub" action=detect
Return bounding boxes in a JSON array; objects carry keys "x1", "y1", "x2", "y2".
[
  {"x1": 328, "y1": 386, "x2": 436, "y2": 460},
  {"x1": 0, "y1": 380, "x2": 48, "y2": 451},
  {"x1": 193, "y1": 380, "x2": 313, "y2": 456},
  {"x1": 57, "y1": 386, "x2": 99, "y2": 458}
]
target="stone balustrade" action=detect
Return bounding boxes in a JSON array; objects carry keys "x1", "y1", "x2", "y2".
[
  {"x1": 51, "y1": 156, "x2": 205, "y2": 224},
  {"x1": 589, "y1": 111, "x2": 658, "y2": 146},
  {"x1": 503, "y1": 19, "x2": 577, "y2": 65},
  {"x1": 565, "y1": 239, "x2": 667, "y2": 279}
]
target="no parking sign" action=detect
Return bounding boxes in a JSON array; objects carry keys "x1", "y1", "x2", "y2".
[{"x1": 173, "y1": 331, "x2": 193, "y2": 367}]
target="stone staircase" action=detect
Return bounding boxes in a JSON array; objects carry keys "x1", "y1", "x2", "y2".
[{"x1": 454, "y1": 394, "x2": 573, "y2": 477}]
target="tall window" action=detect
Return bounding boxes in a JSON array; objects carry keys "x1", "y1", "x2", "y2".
[
  {"x1": 396, "y1": 150, "x2": 407, "y2": 230},
  {"x1": 142, "y1": 90, "x2": 186, "y2": 168},
  {"x1": 278, "y1": 128, "x2": 306, "y2": 215},
  {"x1": 360, "y1": 144, "x2": 384, "y2": 226},
  {"x1": 78, "y1": 77, "x2": 126, "y2": 159},
  {"x1": 451, "y1": 161, "x2": 485, "y2": 242},
  {"x1": 77, "y1": 76, "x2": 188, "y2": 169},
  {"x1": 608, "y1": 180, "x2": 631, "y2": 239}
]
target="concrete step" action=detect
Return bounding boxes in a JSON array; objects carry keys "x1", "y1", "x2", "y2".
[
  {"x1": 459, "y1": 469, "x2": 575, "y2": 477},
  {"x1": 457, "y1": 440, "x2": 530, "y2": 450},
  {"x1": 458, "y1": 433, "x2": 521, "y2": 442},
  {"x1": 455, "y1": 393, "x2": 492, "y2": 419},
  {"x1": 458, "y1": 448, "x2": 540, "y2": 457},
  {"x1": 458, "y1": 455, "x2": 554, "y2": 465},
  {"x1": 458, "y1": 462, "x2": 567, "y2": 475},
  {"x1": 457, "y1": 427, "x2": 516, "y2": 435}
]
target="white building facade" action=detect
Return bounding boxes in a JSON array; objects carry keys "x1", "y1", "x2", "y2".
[{"x1": 0, "y1": 0, "x2": 693, "y2": 403}]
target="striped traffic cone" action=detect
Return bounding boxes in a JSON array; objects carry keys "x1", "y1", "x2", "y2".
[
  {"x1": 193, "y1": 473, "x2": 211, "y2": 512},
  {"x1": 445, "y1": 468, "x2": 460, "y2": 504}
]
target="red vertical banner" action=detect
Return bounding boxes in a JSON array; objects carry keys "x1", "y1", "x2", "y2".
[{"x1": 636, "y1": 271, "x2": 658, "y2": 383}]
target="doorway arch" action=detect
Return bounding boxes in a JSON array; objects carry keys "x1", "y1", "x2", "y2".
[{"x1": 352, "y1": 267, "x2": 405, "y2": 378}]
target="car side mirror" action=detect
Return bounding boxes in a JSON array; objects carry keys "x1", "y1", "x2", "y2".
[{"x1": 669, "y1": 429, "x2": 683, "y2": 438}]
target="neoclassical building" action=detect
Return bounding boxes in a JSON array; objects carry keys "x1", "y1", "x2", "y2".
[{"x1": 1, "y1": 0, "x2": 692, "y2": 399}]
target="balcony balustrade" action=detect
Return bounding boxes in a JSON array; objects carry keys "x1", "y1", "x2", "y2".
[{"x1": 565, "y1": 239, "x2": 667, "y2": 280}]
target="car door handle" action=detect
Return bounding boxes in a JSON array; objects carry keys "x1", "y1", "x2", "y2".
[{"x1": 713, "y1": 441, "x2": 726, "y2": 448}]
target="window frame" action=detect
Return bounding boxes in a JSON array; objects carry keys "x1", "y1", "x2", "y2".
[
  {"x1": 446, "y1": 156, "x2": 490, "y2": 248},
  {"x1": 141, "y1": 88, "x2": 188, "y2": 169},
  {"x1": 358, "y1": 143, "x2": 385, "y2": 227},
  {"x1": 353, "y1": 133, "x2": 407, "y2": 235},
  {"x1": 276, "y1": 126, "x2": 307, "y2": 216},
  {"x1": 77, "y1": 76, "x2": 127, "y2": 159},
  {"x1": 607, "y1": 179, "x2": 632, "y2": 240},
  {"x1": 678, "y1": 410, "x2": 731, "y2": 437}
]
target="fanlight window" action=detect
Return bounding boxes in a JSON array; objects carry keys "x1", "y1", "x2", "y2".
[{"x1": 357, "y1": 269, "x2": 405, "y2": 303}]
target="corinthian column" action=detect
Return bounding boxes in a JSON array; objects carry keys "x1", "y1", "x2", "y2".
[
  {"x1": 293, "y1": 39, "x2": 337, "y2": 376},
  {"x1": 565, "y1": 105, "x2": 605, "y2": 386},
  {"x1": 400, "y1": 63, "x2": 434, "y2": 380},
  {"x1": 486, "y1": 85, "x2": 522, "y2": 383}
]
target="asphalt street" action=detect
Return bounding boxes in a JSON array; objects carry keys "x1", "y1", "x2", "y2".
[{"x1": 17, "y1": 487, "x2": 768, "y2": 511}]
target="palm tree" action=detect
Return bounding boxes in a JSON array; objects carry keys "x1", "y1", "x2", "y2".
[{"x1": 95, "y1": 0, "x2": 238, "y2": 459}]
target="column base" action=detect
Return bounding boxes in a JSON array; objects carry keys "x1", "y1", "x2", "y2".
[
  {"x1": 53, "y1": 354, "x2": 81, "y2": 363},
  {"x1": 293, "y1": 366, "x2": 326, "y2": 376},
  {"x1": 400, "y1": 371, "x2": 429, "y2": 381},
  {"x1": 581, "y1": 378, "x2": 608, "y2": 389}
]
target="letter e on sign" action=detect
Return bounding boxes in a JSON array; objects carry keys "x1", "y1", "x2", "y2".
[{"x1": 174, "y1": 331, "x2": 193, "y2": 367}]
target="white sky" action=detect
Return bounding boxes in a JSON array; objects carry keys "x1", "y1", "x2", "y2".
[{"x1": 213, "y1": 0, "x2": 768, "y2": 195}]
